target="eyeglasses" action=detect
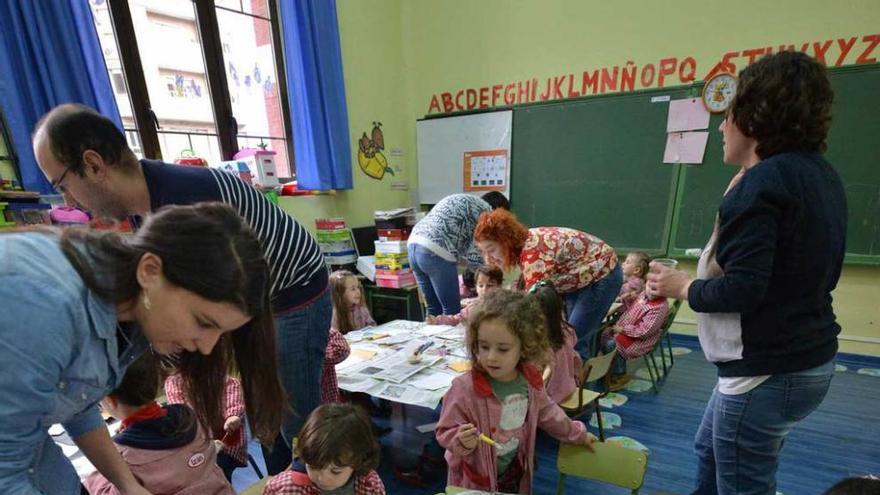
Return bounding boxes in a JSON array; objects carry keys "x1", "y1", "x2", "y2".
[{"x1": 50, "y1": 165, "x2": 74, "y2": 194}]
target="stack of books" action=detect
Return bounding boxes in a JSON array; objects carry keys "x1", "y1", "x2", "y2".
[
  {"x1": 372, "y1": 208, "x2": 419, "y2": 289},
  {"x1": 374, "y1": 240, "x2": 416, "y2": 288},
  {"x1": 315, "y1": 218, "x2": 357, "y2": 265}
]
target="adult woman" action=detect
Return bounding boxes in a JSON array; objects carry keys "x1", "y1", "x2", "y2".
[
  {"x1": 407, "y1": 192, "x2": 508, "y2": 316},
  {"x1": 0, "y1": 203, "x2": 284, "y2": 494},
  {"x1": 647, "y1": 51, "x2": 846, "y2": 494},
  {"x1": 474, "y1": 209, "x2": 622, "y2": 358}
]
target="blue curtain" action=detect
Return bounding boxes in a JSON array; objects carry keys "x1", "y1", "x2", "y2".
[
  {"x1": 280, "y1": 0, "x2": 353, "y2": 190},
  {"x1": 0, "y1": 0, "x2": 122, "y2": 194}
]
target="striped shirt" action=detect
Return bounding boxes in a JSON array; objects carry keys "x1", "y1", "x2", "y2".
[{"x1": 139, "y1": 160, "x2": 327, "y2": 311}]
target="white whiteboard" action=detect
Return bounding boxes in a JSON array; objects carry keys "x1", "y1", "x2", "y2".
[{"x1": 416, "y1": 110, "x2": 512, "y2": 204}]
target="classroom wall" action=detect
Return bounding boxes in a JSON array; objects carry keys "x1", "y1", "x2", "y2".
[
  {"x1": 325, "y1": 0, "x2": 880, "y2": 354},
  {"x1": 278, "y1": 0, "x2": 415, "y2": 230}
]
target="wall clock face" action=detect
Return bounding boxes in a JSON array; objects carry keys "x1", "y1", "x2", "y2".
[{"x1": 702, "y1": 73, "x2": 737, "y2": 113}]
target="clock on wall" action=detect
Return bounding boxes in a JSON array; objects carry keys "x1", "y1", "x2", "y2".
[{"x1": 702, "y1": 72, "x2": 737, "y2": 113}]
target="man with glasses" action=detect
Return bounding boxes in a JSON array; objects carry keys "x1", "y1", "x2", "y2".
[{"x1": 33, "y1": 103, "x2": 330, "y2": 475}]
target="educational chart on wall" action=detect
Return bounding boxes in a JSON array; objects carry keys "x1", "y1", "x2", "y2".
[
  {"x1": 416, "y1": 110, "x2": 512, "y2": 204},
  {"x1": 463, "y1": 149, "x2": 507, "y2": 191}
]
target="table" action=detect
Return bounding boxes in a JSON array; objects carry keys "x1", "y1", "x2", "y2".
[
  {"x1": 335, "y1": 320, "x2": 469, "y2": 410},
  {"x1": 363, "y1": 284, "x2": 424, "y2": 322}
]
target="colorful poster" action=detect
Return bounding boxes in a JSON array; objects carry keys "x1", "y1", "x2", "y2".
[{"x1": 463, "y1": 149, "x2": 507, "y2": 191}]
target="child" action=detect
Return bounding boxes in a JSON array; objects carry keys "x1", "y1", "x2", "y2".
[
  {"x1": 84, "y1": 354, "x2": 233, "y2": 494},
  {"x1": 263, "y1": 403, "x2": 385, "y2": 494},
  {"x1": 326, "y1": 270, "x2": 375, "y2": 403},
  {"x1": 165, "y1": 370, "x2": 247, "y2": 481},
  {"x1": 435, "y1": 289, "x2": 595, "y2": 494},
  {"x1": 428, "y1": 265, "x2": 503, "y2": 326},
  {"x1": 618, "y1": 252, "x2": 650, "y2": 311},
  {"x1": 600, "y1": 288, "x2": 670, "y2": 391},
  {"x1": 460, "y1": 268, "x2": 478, "y2": 299},
  {"x1": 330, "y1": 270, "x2": 376, "y2": 333},
  {"x1": 531, "y1": 282, "x2": 583, "y2": 404},
  {"x1": 822, "y1": 476, "x2": 880, "y2": 494}
]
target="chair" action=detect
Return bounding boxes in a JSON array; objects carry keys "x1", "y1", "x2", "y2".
[
  {"x1": 240, "y1": 475, "x2": 270, "y2": 495},
  {"x1": 641, "y1": 298, "x2": 682, "y2": 393},
  {"x1": 556, "y1": 441, "x2": 649, "y2": 495},
  {"x1": 559, "y1": 348, "x2": 618, "y2": 441}
]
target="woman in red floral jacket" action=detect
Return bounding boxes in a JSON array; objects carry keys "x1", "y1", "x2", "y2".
[{"x1": 475, "y1": 209, "x2": 622, "y2": 358}]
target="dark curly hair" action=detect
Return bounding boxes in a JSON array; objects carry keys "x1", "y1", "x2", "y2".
[
  {"x1": 730, "y1": 51, "x2": 833, "y2": 159},
  {"x1": 466, "y1": 289, "x2": 550, "y2": 369},
  {"x1": 474, "y1": 209, "x2": 530, "y2": 269}
]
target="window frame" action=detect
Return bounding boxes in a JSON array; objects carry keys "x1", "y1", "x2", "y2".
[{"x1": 104, "y1": 0, "x2": 295, "y2": 173}]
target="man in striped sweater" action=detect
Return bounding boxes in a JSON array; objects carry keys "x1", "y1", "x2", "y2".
[{"x1": 33, "y1": 103, "x2": 329, "y2": 474}]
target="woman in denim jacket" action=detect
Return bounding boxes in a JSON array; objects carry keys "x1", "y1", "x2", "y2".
[{"x1": 0, "y1": 203, "x2": 285, "y2": 494}]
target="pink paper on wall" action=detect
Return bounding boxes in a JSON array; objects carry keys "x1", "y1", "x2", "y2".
[
  {"x1": 663, "y1": 131, "x2": 710, "y2": 164},
  {"x1": 667, "y1": 98, "x2": 711, "y2": 132}
]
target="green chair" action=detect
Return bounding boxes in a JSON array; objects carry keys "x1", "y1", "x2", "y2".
[
  {"x1": 641, "y1": 298, "x2": 682, "y2": 393},
  {"x1": 240, "y1": 475, "x2": 270, "y2": 495},
  {"x1": 560, "y1": 348, "x2": 618, "y2": 440},
  {"x1": 556, "y1": 441, "x2": 649, "y2": 495}
]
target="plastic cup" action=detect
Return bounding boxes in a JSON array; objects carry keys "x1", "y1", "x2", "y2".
[{"x1": 652, "y1": 258, "x2": 679, "y2": 270}]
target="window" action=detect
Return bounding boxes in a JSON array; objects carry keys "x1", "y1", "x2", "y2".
[
  {"x1": 88, "y1": 0, "x2": 294, "y2": 177},
  {"x1": 0, "y1": 110, "x2": 19, "y2": 184}
]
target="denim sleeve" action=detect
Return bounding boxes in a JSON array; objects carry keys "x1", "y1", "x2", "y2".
[
  {"x1": 63, "y1": 406, "x2": 105, "y2": 439},
  {"x1": 0, "y1": 275, "x2": 74, "y2": 493}
]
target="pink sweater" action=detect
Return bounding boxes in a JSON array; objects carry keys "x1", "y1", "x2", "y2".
[
  {"x1": 436, "y1": 363, "x2": 588, "y2": 494},
  {"x1": 544, "y1": 323, "x2": 583, "y2": 404},
  {"x1": 83, "y1": 408, "x2": 232, "y2": 495}
]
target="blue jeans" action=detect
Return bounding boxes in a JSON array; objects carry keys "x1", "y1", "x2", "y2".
[
  {"x1": 408, "y1": 243, "x2": 461, "y2": 316},
  {"x1": 264, "y1": 289, "x2": 332, "y2": 473},
  {"x1": 565, "y1": 264, "x2": 623, "y2": 359},
  {"x1": 692, "y1": 360, "x2": 834, "y2": 495}
]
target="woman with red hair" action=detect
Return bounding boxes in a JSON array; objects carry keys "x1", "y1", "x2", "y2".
[{"x1": 474, "y1": 209, "x2": 622, "y2": 358}]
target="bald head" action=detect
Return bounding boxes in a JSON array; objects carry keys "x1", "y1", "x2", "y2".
[{"x1": 33, "y1": 103, "x2": 136, "y2": 175}]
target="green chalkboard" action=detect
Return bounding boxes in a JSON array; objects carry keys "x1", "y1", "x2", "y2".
[
  {"x1": 510, "y1": 87, "x2": 696, "y2": 254},
  {"x1": 669, "y1": 64, "x2": 880, "y2": 262}
]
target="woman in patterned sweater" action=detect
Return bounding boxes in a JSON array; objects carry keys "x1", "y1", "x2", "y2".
[
  {"x1": 475, "y1": 208, "x2": 622, "y2": 359},
  {"x1": 407, "y1": 193, "x2": 508, "y2": 317}
]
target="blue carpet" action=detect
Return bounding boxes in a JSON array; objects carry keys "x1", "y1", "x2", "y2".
[{"x1": 233, "y1": 336, "x2": 880, "y2": 494}]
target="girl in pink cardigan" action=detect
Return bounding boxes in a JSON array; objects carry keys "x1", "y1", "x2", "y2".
[
  {"x1": 324, "y1": 270, "x2": 375, "y2": 403},
  {"x1": 531, "y1": 282, "x2": 583, "y2": 404},
  {"x1": 435, "y1": 289, "x2": 595, "y2": 494}
]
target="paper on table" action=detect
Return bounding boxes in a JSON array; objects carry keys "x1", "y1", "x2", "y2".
[
  {"x1": 372, "y1": 333, "x2": 413, "y2": 345},
  {"x1": 418, "y1": 324, "x2": 456, "y2": 336},
  {"x1": 352, "y1": 348, "x2": 378, "y2": 360},
  {"x1": 448, "y1": 360, "x2": 472, "y2": 373},
  {"x1": 663, "y1": 131, "x2": 710, "y2": 164},
  {"x1": 408, "y1": 369, "x2": 457, "y2": 390},
  {"x1": 435, "y1": 326, "x2": 465, "y2": 340},
  {"x1": 373, "y1": 356, "x2": 441, "y2": 383},
  {"x1": 667, "y1": 98, "x2": 710, "y2": 132}
]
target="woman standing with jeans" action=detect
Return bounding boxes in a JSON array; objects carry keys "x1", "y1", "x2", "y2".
[
  {"x1": 475, "y1": 208, "x2": 622, "y2": 359},
  {"x1": 407, "y1": 192, "x2": 508, "y2": 316},
  {"x1": 648, "y1": 51, "x2": 846, "y2": 494}
]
